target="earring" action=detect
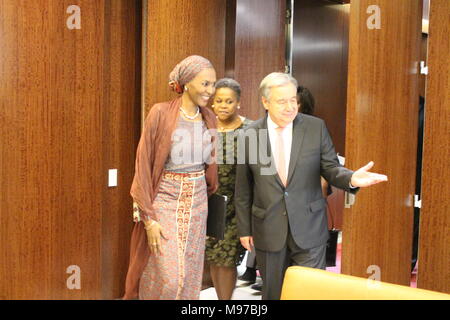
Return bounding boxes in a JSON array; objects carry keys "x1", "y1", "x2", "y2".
[
  {"x1": 184, "y1": 86, "x2": 188, "y2": 91},
  {"x1": 211, "y1": 105, "x2": 215, "y2": 108},
  {"x1": 237, "y1": 105, "x2": 241, "y2": 109}
]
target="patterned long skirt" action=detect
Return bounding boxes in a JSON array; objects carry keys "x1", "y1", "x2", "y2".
[{"x1": 139, "y1": 170, "x2": 208, "y2": 300}]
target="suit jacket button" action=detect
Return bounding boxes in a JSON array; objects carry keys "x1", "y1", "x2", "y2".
[
  {"x1": 284, "y1": 192, "x2": 289, "y2": 197},
  {"x1": 282, "y1": 211, "x2": 287, "y2": 216}
]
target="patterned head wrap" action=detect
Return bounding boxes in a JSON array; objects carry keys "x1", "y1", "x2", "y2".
[{"x1": 169, "y1": 55, "x2": 213, "y2": 94}]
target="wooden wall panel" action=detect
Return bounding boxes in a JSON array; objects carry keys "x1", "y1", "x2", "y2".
[
  {"x1": 232, "y1": 0, "x2": 286, "y2": 121},
  {"x1": 144, "y1": 0, "x2": 226, "y2": 116},
  {"x1": 0, "y1": 0, "x2": 104, "y2": 300},
  {"x1": 101, "y1": 0, "x2": 141, "y2": 300},
  {"x1": 0, "y1": 0, "x2": 141, "y2": 299},
  {"x1": 143, "y1": 0, "x2": 285, "y2": 121},
  {"x1": 419, "y1": 34, "x2": 428, "y2": 98},
  {"x1": 341, "y1": 0, "x2": 422, "y2": 286},
  {"x1": 292, "y1": 0, "x2": 350, "y2": 231},
  {"x1": 417, "y1": 0, "x2": 450, "y2": 294},
  {"x1": 292, "y1": 0, "x2": 350, "y2": 156}
]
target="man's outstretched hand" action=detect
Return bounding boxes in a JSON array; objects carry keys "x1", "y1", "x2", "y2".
[{"x1": 350, "y1": 161, "x2": 388, "y2": 188}]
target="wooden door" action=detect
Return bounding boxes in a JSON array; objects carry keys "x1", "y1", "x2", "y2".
[
  {"x1": 342, "y1": 0, "x2": 422, "y2": 286},
  {"x1": 417, "y1": 0, "x2": 450, "y2": 294},
  {"x1": 0, "y1": 0, "x2": 141, "y2": 299}
]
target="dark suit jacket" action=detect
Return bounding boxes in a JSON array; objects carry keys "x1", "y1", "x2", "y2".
[{"x1": 235, "y1": 113, "x2": 358, "y2": 252}]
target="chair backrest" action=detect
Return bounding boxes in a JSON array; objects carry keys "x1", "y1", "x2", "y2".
[{"x1": 280, "y1": 266, "x2": 450, "y2": 300}]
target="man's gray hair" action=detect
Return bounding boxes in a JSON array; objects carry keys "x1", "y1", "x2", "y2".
[{"x1": 259, "y1": 72, "x2": 298, "y2": 100}]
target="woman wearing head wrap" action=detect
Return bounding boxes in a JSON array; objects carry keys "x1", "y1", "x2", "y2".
[{"x1": 122, "y1": 55, "x2": 218, "y2": 300}]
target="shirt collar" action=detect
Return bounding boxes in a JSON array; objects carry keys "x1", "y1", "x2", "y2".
[{"x1": 267, "y1": 113, "x2": 293, "y2": 131}]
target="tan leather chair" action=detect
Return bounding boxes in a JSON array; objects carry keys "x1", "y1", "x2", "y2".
[{"x1": 281, "y1": 266, "x2": 450, "y2": 300}]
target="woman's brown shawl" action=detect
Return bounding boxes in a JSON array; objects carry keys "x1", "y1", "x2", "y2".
[{"x1": 122, "y1": 97, "x2": 218, "y2": 299}]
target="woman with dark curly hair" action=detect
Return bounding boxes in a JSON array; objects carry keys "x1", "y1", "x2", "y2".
[
  {"x1": 205, "y1": 78, "x2": 252, "y2": 300},
  {"x1": 297, "y1": 85, "x2": 315, "y2": 115}
]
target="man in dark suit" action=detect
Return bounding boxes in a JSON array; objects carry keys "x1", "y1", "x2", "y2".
[{"x1": 235, "y1": 72, "x2": 388, "y2": 300}]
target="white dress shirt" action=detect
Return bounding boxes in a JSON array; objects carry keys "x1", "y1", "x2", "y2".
[
  {"x1": 267, "y1": 115, "x2": 356, "y2": 189},
  {"x1": 267, "y1": 114, "x2": 293, "y2": 176}
]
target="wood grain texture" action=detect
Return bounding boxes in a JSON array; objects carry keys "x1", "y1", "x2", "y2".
[
  {"x1": 417, "y1": 0, "x2": 450, "y2": 294},
  {"x1": 292, "y1": 0, "x2": 350, "y2": 156},
  {"x1": 341, "y1": 0, "x2": 422, "y2": 286},
  {"x1": 101, "y1": 0, "x2": 141, "y2": 299},
  {"x1": 291, "y1": 0, "x2": 350, "y2": 231},
  {"x1": 232, "y1": 0, "x2": 286, "y2": 121},
  {"x1": 419, "y1": 34, "x2": 428, "y2": 98},
  {"x1": 144, "y1": 0, "x2": 226, "y2": 116},
  {"x1": 224, "y1": 0, "x2": 237, "y2": 78},
  {"x1": 0, "y1": 0, "x2": 140, "y2": 299},
  {"x1": 0, "y1": 0, "x2": 104, "y2": 300}
]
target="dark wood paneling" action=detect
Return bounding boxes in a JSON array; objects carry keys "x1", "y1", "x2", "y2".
[
  {"x1": 417, "y1": 0, "x2": 450, "y2": 294},
  {"x1": 144, "y1": 0, "x2": 226, "y2": 116},
  {"x1": 341, "y1": 0, "x2": 422, "y2": 286},
  {"x1": 292, "y1": 0, "x2": 350, "y2": 232},
  {"x1": 232, "y1": 0, "x2": 286, "y2": 121},
  {"x1": 144, "y1": 0, "x2": 284, "y2": 121},
  {"x1": 0, "y1": 0, "x2": 140, "y2": 299},
  {"x1": 101, "y1": 0, "x2": 141, "y2": 299},
  {"x1": 225, "y1": 0, "x2": 237, "y2": 78},
  {"x1": 292, "y1": 0, "x2": 349, "y2": 156}
]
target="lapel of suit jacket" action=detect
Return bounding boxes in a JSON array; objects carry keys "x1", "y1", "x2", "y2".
[
  {"x1": 287, "y1": 114, "x2": 306, "y2": 186},
  {"x1": 259, "y1": 113, "x2": 285, "y2": 187}
]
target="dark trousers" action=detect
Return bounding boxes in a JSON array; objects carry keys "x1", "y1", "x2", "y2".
[{"x1": 255, "y1": 230, "x2": 326, "y2": 300}]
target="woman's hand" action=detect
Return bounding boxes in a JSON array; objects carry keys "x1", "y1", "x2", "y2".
[{"x1": 144, "y1": 220, "x2": 168, "y2": 255}]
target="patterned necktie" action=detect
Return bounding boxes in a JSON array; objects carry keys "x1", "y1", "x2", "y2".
[{"x1": 275, "y1": 127, "x2": 287, "y2": 186}]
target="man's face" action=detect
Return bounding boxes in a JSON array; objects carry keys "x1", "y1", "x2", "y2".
[{"x1": 262, "y1": 83, "x2": 298, "y2": 127}]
